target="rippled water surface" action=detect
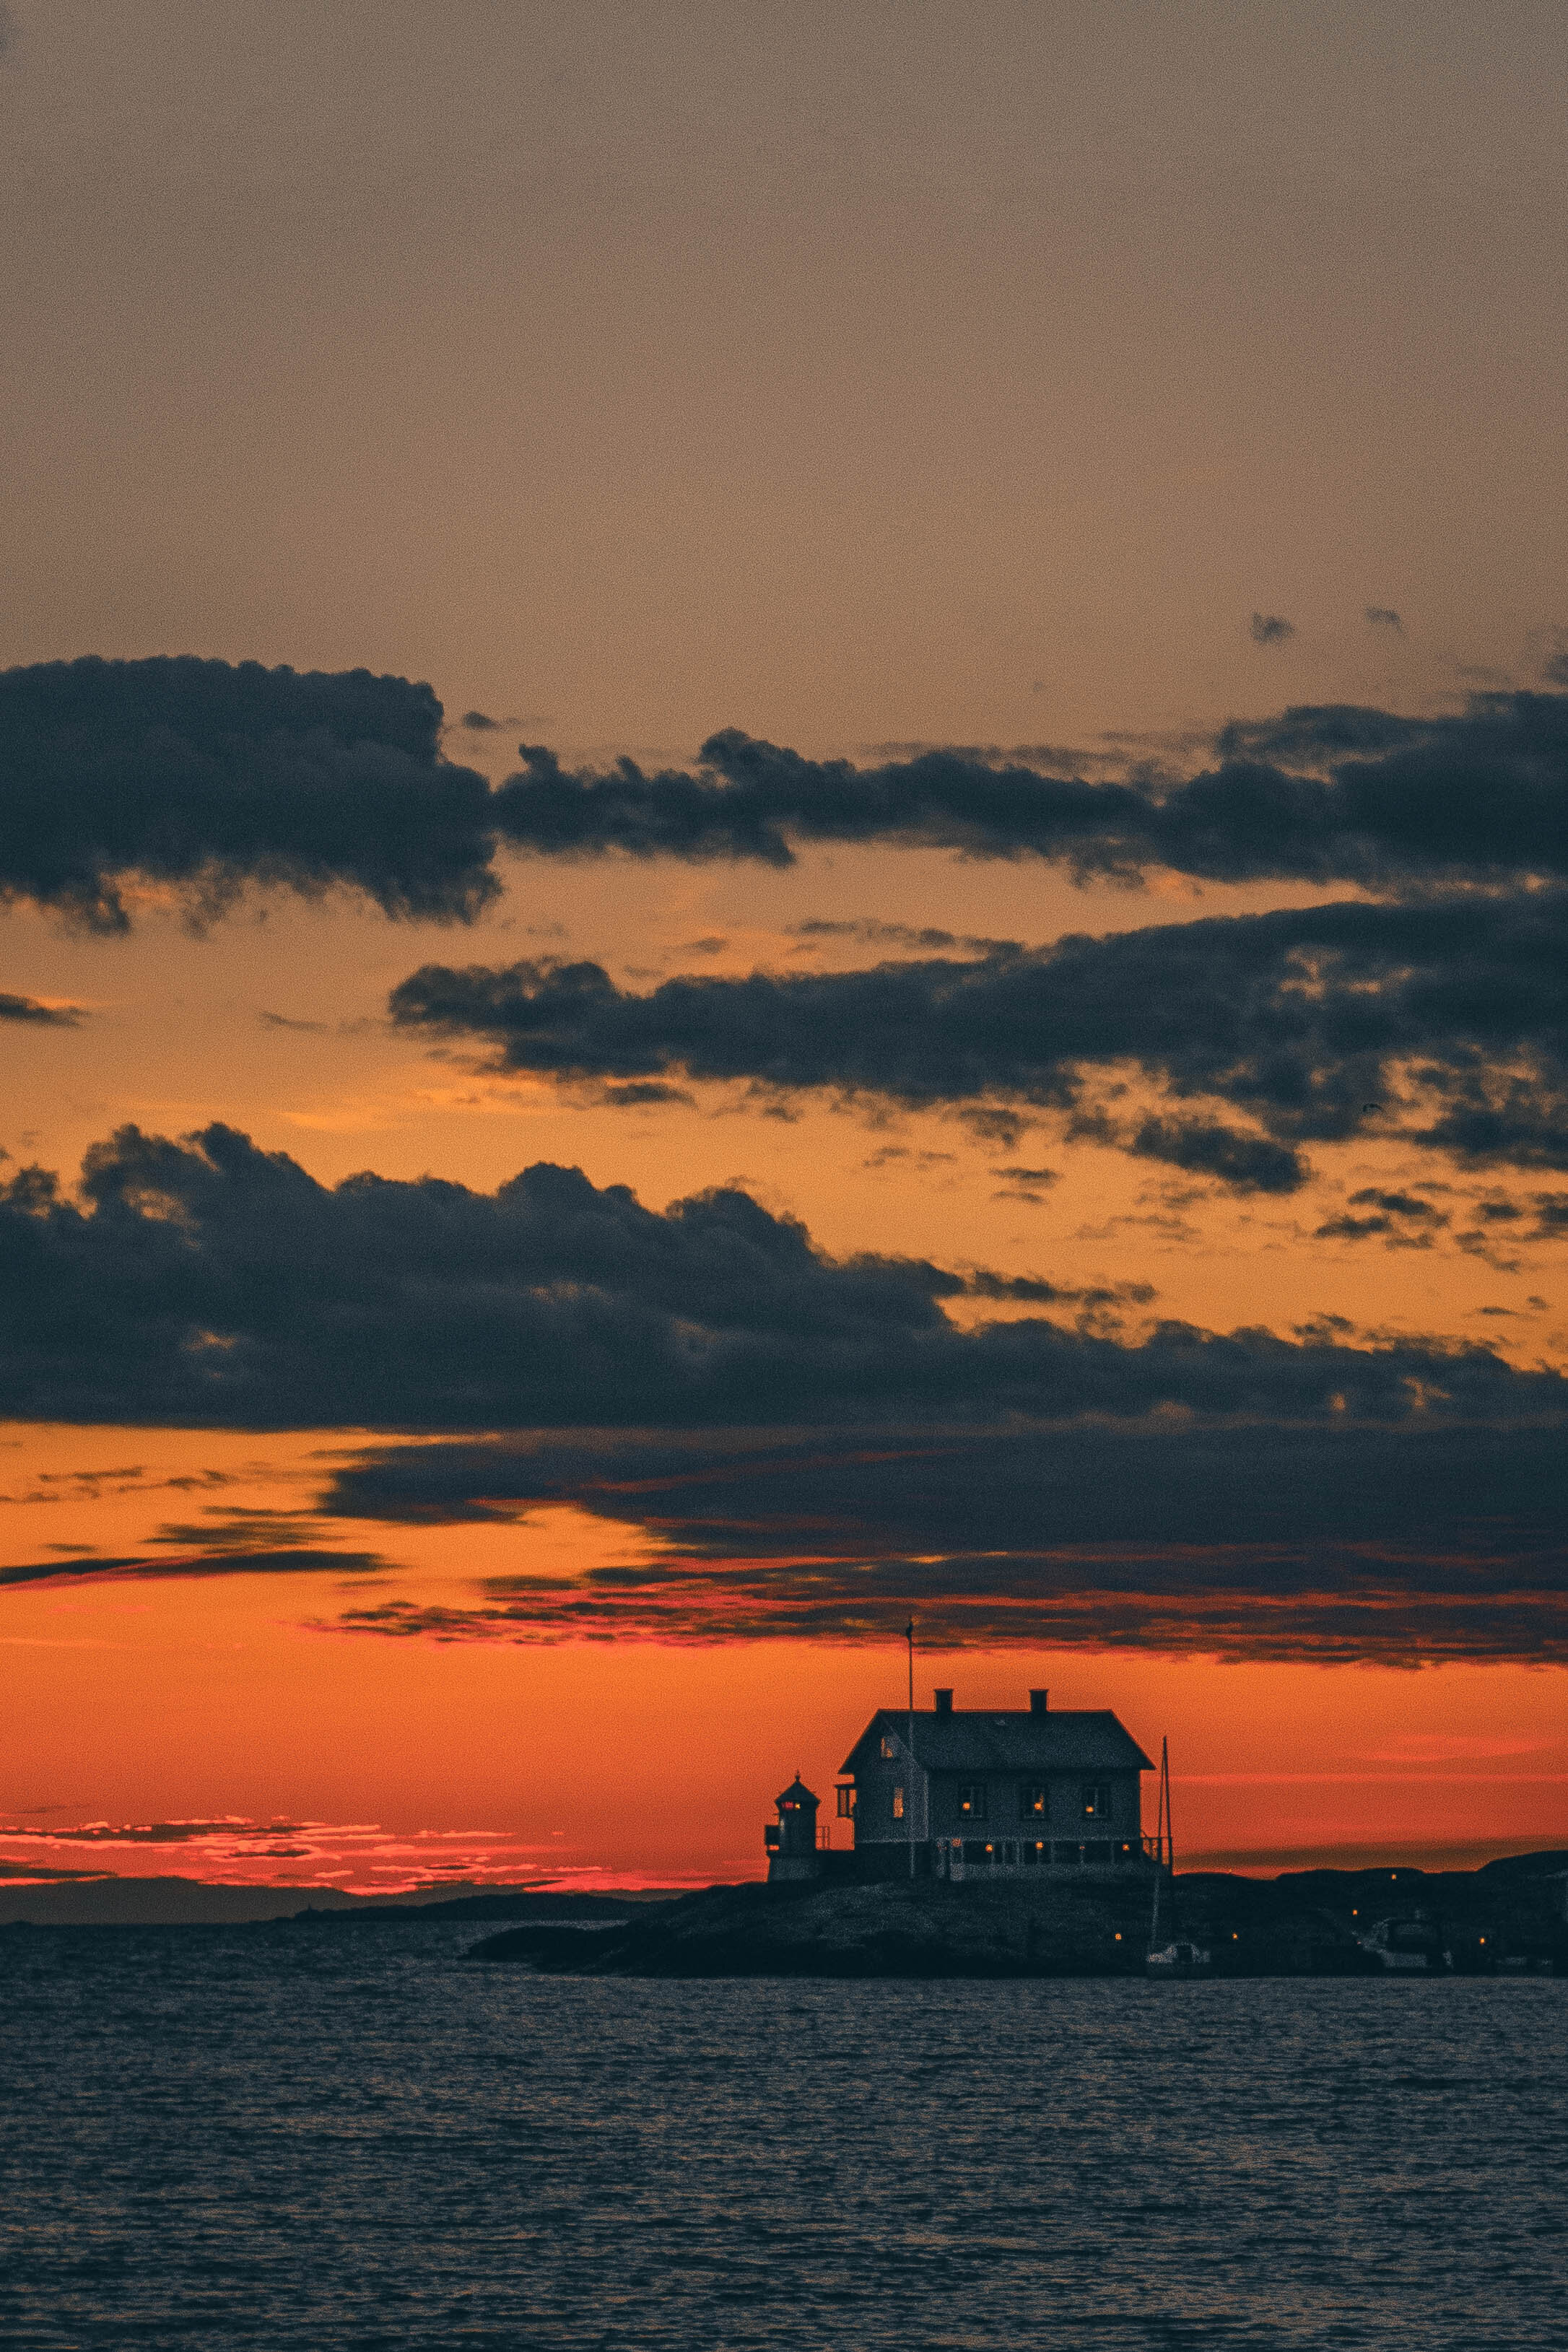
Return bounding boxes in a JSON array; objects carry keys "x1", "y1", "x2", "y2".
[{"x1": 1, "y1": 1920, "x2": 1562, "y2": 2348}]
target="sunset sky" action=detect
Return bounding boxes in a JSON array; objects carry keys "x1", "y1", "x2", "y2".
[{"x1": 2, "y1": 2, "x2": 1565, "y2": 1904}]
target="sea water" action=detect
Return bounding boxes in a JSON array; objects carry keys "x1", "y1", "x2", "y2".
[{"x1": 0, "y1": 1917, "x2": 1562, "y2": 2349}]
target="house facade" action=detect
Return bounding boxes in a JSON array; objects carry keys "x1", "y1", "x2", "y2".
[{"x1": 834, "y1": 1686, "x2": 1154, "y2": 1880}]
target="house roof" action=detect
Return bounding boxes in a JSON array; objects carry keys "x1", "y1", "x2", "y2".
[{"x1": 840, "y1": 1709, "x2": 1153, "y2": 1777}]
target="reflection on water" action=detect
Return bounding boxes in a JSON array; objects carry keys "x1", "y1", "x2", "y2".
[{"x1": 1, "y1": 1920, "x2": 1562, "y2": 2348}]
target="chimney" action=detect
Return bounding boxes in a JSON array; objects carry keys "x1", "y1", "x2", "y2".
[
  {"x1": 933, "y1": 1688, "x2": 954, "y2": 1716},
  {"x1": 1029, "y1": 1689, "x2": 1049, "y2": 1715}
]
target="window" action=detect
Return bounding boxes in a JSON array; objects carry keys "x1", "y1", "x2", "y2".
[
  {"x1": 1019, "y1": 1782, "x2": 1048, "y2": 1821},
  {"x1": 880, "y1": 1735, "x2": 897, "y2": 1759},
  {"x1": 1080, "y1": 1783, "x2": 1112, "y2": 1821},
  {"x1": 892, "y1": 1785, "x2": 905, "y2": 1820},
  {"x1": 836, "y1": 1785, "x2": 855, "y2": 1819},
  {"x1": 957, "y1": 1784, "x2": 987, "y2": 1819},
  {"x1": 963, "y1": 1839, "x2": 990, "y2": 1865},
  {"x1": 1022, "y1": 1840, "x2": 1046, "y2": 1868}
]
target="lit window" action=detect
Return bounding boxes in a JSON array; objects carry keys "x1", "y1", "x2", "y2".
[
  {"x1": 892, "y1": 1786, "x2": 905, "y2": 1819},
  {"x1": 1081, "y1": 1783, "x2": 1112, "y2": 1821},
  {"x1": 881, "y1": 1736, "x2": 897, "y2": 1759},
  {"x1": 1019, "y1": 1782, "x2": 1047, "y2": 1821},
  {"x1": 958, "y1": 1784, "x2": 987, "y2": 1819},
  {"x1": 836, "y1": 1785, "x2": 855, "y2": 1819}
]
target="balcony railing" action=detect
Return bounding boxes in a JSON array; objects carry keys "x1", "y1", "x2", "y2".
[
  {"x1": 943, "y1": 1836, "x2": 1149, "y2": 1875},
  {"x1": 816, "y1": 1827, "x2": 1170, "y2": 1865}
]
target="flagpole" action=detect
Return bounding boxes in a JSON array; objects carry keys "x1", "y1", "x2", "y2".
[{"x1": 906, "y1": 1618, "x2": 916, "y2": 1880}]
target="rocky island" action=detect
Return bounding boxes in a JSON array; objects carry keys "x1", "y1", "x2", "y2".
[{"x1": 468, "y1": 1851, "x2": 1568, "y2": 1979}]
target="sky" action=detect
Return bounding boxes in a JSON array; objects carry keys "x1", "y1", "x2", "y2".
[{"x1": 1, "y1": 2, "x2": 1565, "y2": 1902}]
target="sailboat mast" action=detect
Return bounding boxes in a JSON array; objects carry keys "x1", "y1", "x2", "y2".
[
  {"x1": 1149, "y1": 1734, "x2": 1169, "y2": 1948},
  {"x1": 1160, "y1": 1737, "x2": 1177, "y2": 1941},
  {"x1": 905, "y1": 1619, "x2": 916, "y2": 1881}
]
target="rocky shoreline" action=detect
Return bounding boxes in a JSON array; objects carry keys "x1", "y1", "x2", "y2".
[{"x1": 468, "y1": 1853, "x2": 1568, "y2": 1978}]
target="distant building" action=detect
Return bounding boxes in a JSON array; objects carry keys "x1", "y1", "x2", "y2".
[{"x1": 765, "y1": 1686, "x2": 1156, "y2": 1883}]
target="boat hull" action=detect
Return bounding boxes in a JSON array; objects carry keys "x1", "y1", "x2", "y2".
[{"x1": 1146, "y1": 1941, "x2": 1212, "y2": 1978}]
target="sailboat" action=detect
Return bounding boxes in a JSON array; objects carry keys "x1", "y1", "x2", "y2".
[{"x1": 1145, "y1": 1735, "x2": 1212, "y2": 1978}]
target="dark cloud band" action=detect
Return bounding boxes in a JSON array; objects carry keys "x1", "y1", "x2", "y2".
[
  {"x1": 1, "y1": 1122, "x2": 1558, "y2": 1433},
  {"x1": 4, "y1": 1124, "x2": 1559, "y2": 1663},
  {"x1": 494, "y1": 692, "x2": 1568, "y2": 885},
  {"x1": 0, "y1": 655, "x2": 497, "y2": 930},
  {"x1": 391, "y1": 889, "x2": 1568, "y2": 1185},
  {"x1": 319, "y1": 1421, "x2": 1568, "y2": 1665},
  {"x1": 6, "y1": 663, "x2": 1567, "y2": 928}
]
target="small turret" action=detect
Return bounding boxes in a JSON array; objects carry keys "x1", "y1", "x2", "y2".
[{"x1": 765, "y1": 1774, "x2": 821, "y2": 1882}]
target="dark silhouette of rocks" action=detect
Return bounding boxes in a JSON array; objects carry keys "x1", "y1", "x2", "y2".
[{"x1": 468, "y1": 1855, "x2": 1568, "y2": 1978}]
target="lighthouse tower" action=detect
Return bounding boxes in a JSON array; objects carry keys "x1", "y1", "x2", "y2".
[{"x1": 764, "y1": 1774, "x2": 821, "y2": 1883}]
